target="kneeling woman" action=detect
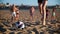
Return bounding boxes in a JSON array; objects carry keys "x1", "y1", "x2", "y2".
[{"x1": 11, "y1": 4, "x2": 19, "y2": 23}]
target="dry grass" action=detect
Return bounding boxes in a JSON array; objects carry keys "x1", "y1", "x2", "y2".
[{"x1": 0, "y1": 9, "x2": 60, "y2": 34}]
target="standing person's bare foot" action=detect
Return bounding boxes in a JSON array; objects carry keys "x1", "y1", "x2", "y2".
[{"x1": 43, "y1": 20, "x2": 46, "y2": 25}]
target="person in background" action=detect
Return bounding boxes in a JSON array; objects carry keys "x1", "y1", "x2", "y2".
[
  {"x1": 11, "y1": 4, "x2": 19, "y2": 23},
  {"x1": 30, "y1": 6, "x2": 35, "y2": 22},
  {"x1": 38, "y1": 0, "x2": 48, "y2": 25},
  {"x1": 52, "y1": 7, "x2": 56, "y2": 21}
]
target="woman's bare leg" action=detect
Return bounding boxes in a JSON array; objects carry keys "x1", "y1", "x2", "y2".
[
  {"x1": 43, "y1": 1, "x2": 48, "y2": 25},
  {"x1": 38, "y1": 3, "x2": 43, "y2": 14},
  {"x1": 38, "y1": 3, "x2": 44, "y2": 25}
]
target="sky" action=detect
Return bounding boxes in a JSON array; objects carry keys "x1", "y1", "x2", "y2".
[{"x1": 0, "y1": 0, "x2": 59, "y2": 6}]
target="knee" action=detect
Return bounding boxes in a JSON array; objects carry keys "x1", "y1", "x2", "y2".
[
  {"x1": 39, "y1": 5, "x2": 42, "y2": 8},
  {"x1": 43, "y1": 6, "x2": 46, "y2": 10}
]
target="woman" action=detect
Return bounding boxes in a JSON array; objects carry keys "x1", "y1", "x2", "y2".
[
  {"x1": 38, "y1": 0, "x2": 48, "y2": 25},
  {"x1": 11, "y1": 4, "x2": 19, "y2": 23},
  {"x1": 30, "y1": 6, "x2": 35, "y2": 21},
  {"x1": 52, "y1": 7, "x2": 56, "y2": 21}
]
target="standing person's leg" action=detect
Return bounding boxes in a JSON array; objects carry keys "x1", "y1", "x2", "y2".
[
  {"x1": 38, "y1": 3, "x2": 43, "y2": 14},
  {"x1": 38, "y1": 0, "x2": 43, "y2": 25},
  {"x1": 30, "y1": 9, "x2": 32, "y2": 21},
  {"x1": 30, "y1": 12, "x2": 33, "y2": 22},
  {"x1": 31, "y1": 7, "x2": 35, "y2": 22},
  {"x1": 43, "y1": 0, "x2": 48, "y2": 25},
  {"x1": 31, "y1": 14, "x2": 33, "y2": 21},
  {"x1": 46, "y1": 9, "x2": 49, "y2": 21}
]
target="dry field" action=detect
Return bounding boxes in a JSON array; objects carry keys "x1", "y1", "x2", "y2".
[{"x1": 0, "y1": 9, "x2": 60, "y2": 34}]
